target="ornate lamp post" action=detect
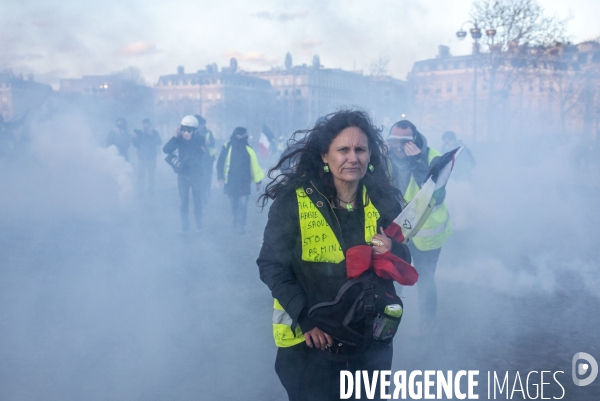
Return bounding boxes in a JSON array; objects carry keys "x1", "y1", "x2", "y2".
[{"x1": 457, "y1": 22, "x2": 496, "y2": 141}]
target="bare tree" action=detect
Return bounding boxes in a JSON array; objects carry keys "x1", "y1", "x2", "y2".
[
  {"x1": 469, "y1": 0, "x2": 570, "y2": 138},
  {"x1": 369, "y1": 56, "x2": 390, "y2": 76},
  {"x1": 113, "y1": 66, "x2": 147, "y2": 86}
]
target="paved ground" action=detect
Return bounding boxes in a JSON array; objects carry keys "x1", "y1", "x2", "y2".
[{"x1": 0, "y1": 149, "x2": 599, "y2": 400}]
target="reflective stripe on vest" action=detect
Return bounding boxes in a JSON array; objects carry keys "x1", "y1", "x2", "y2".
[
  {"x1": 272, "y1": 299, "x2": 304, "y2": 347},
  {"x1": 405, "y1": 148, "x2": 452, "y2": 251},
  {"x1": 272, "y1": 186, "x2": 380, "y2": 347},
  {"x1": 223, "y1": 144, "x2": 265, "y2": 184}
]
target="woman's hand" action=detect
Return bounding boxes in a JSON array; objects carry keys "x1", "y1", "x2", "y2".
[
  {"x1": 304, "y1": 327, "x2": 333, "y2": 350},
  {"x1": 371, "y1": 227, "x2": 392, "y2": 255}
]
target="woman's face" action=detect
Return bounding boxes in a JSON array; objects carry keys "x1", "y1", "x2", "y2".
[{"x1": 322, "y1": 126, "x2": 370, "y2": 186}]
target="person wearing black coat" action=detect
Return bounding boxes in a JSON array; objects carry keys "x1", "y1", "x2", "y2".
[
  {"x1": 257, "y1": 110, "x2": 415, "y2": 401},
  {"x1": 105, "y1": 117, "x2": 131, "y2": 161},
  {"x1": 132, "y1": 118, "x2": 162, "y2": 197},
  {"x1": 163, "y1": 117, "x2": 205, "y2": 232}
]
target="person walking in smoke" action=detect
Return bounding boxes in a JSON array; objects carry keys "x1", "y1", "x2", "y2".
[
  {"x1": 216, "y1": 127, "x2": 263, "y2": 233},
  {"x1": 387, "y1": 120, "x2": 452, "y2": 335},
  {"x1": 132, "y1": 118, "x2": 162, "y2": 198},
  {"x1": 257, "y1": 110, "x2": 416, "y2": 401},
  {"x1": 195, "y1": 115, "x2": 216, "y2": 204},
  {"x1": 105, "y1": 117, "x2": 132, "y2": 161},
  {"x1": 163, "y1": 115, "x2": 205, "y2": 234},
  {"x1": 441, "y1": 130, "x2": 475, "y2": 181}
]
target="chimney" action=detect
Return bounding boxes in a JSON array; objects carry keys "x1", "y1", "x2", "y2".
[
  {"x1": 437, "y1": 45, "x2": 450, "y2": 59},
  {"x1": 177, "y1": 66, "x2": 185, "y2": 75}
]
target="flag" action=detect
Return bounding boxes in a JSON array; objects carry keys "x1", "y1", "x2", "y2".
[
  {"x1": 384, "y1": 146, "x2": 464, "y2": 244},
  {"x1": 258, "y1": 131, "x2": 270, "y2": 157}
]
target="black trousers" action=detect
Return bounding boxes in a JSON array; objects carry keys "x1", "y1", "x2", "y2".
[
  {"x1": 177, "y1": 173, "x2": 203, "y2": 231},
  {"x1": 275, "y1": 342, "x2": 393, "y2": 401},
  {"x1": 407, "y1": 243, "x2": 442, "y2": 324}
]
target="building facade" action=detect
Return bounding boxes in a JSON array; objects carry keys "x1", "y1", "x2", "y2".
[
  {"x1": 154, "y1": 66, "x2": 275, "y2": 140},
  {"x1": 408, "y1": 43, "x2": 600, "y2": 143},
  {"x1": 246, "y1": 57, "x2": 407, "y2": 137},
  {"x1": 0, "y1": 70, "x2": 53, "y2": 121}
]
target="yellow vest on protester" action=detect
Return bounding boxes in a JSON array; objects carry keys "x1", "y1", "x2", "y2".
[
  {"x1": 272, "y1": 186, "x2": 380, "y2": 347},
  {"x1": 223, "y1": 144, "x2": 264, "y2": 184},
  {"x1": 404, "y1": 148, "x2": 452, "y2": 251},
  {"x1": 205, "y1": 130, "x2": 217, "y2": 157}
]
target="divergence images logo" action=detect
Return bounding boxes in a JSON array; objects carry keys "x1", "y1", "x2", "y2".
[{"x1": 572, "y1": 352, "x2": 598, "y2": 386}]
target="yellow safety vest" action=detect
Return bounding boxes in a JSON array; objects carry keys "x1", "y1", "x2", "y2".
[
  {"x1": 404, "y1": 149, "x2": 452, "y2": 251},
  {"x1": 205, "y1": 130, "x2": 217, "y2": 157},
  {"x1": 223, "y1": 144, "x2": 264, "y2": 184},
  {"x1": 272, "y1": 186, "x2": 380, "y2": 347}
]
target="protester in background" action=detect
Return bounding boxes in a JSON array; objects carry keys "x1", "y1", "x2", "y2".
[
  {"x1": 195, "y1": 115, "x2": 216, "y2": 204},
  {"x1": 105, "y1": 117, "x2": 131, "y2": 161},
  {"x1": 132, "y1": 118, "x2": 162, "y2": 198},
  {"x1": 163, "y1": 115, "x2": 205, "y2": 234},
  {"x1": 216, "y1": 127, "x2": 263, "y2": 233},
  {"x1": 387, "y1": 120, "x2": 452, "y2": 335},
  {"x1": 257, "y1": 110, "x2": 415, "y2": 401},
  {"x1": 441, "y1": 130, "x2": 475, "y2": 181}
]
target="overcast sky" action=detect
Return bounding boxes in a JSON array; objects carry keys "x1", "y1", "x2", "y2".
[{"x1": 2, "y1": 0, "x2": 599, "y2": 87}]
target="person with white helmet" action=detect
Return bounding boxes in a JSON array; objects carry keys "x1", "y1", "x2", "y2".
[{"x1": 163, "y1": 115, "x2": 206, "y2": 234}]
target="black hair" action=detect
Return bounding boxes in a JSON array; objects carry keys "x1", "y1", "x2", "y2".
[
  {"x1": 231, "y1": 126, "x2": 248, "y2": 139},
  {"x1": 258, "y1": 109, "x2": 403, "y2": 209},
  {"x1": 194, "y1": 114, "x2": 206, "y2": 125}
]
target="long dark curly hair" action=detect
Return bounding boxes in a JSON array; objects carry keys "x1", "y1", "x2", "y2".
[{"x1": 258, "y1": 109, "x2": 403, "y2": 211}]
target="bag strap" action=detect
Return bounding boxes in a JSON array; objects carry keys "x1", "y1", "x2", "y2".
[
  {"x1": 361, "y1": 279, "x2": 375, "y2": 353},
  {"x1": 307, "y1": 279, "x2": 361, "y2": 317}
]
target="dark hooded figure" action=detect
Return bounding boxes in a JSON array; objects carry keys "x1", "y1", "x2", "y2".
[
  {"x1": 105, "y1": 117, "x2": 132, "y2": 161},
  {"x1": 216, "y1": 127, "x2": 263, "y2": 232}
]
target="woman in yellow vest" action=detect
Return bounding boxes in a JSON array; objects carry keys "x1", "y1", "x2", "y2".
[
  {"x1": 387, "y1": 120, "x2": 452, "y2": 335},
  {"x1": 257, "y1": 110, "x2": 412, "y2": 401},
  {"x1": 216, "y1": 127, "x2": 264, "y2": 233}
]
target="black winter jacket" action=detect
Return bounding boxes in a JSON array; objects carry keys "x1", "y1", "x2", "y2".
[
  {"x1": 163, "y1": 134, "x2": 205, "y2": 176},
  {"x1": 132, "y1": 129, "x2": 162, "y2": 160},
  {"x1": 257, "y1": 180, "x2": 410, "y2": 340}
]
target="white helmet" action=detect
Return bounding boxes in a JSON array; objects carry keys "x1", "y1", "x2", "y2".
[{"x1": 180, "y1": 115, "x2": 199, "y2": 128}]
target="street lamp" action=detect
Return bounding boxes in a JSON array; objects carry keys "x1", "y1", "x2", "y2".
[{"x1": 456, "y1": 22, "x2": 496, "y2": 141}]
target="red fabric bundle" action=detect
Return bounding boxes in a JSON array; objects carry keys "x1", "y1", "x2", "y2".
[{"x1": 346, "y1": 245, "x2": 418, "y2": 286}]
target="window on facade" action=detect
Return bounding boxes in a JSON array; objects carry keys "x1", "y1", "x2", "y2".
[
  {"x1": 208, "y1": 93, "x2": 213, "y2": 99},
  {"x1": 284, "y1": 89, "x2": 289, "y2": 96},
  {"x1": 296, "y1": 77, "x2": 302, "y2": 85},
  {"x1": 436, "y1": 84, "x2": 442, "y2": 94},
  {"x1": 295, "y1": 89, "x2": 301, "y2": 95},
  {"x1": 216, "y1": 93, "x2": 221, "y2": 99},
  {"x1": 284, "y1": 78, "x2": 290, "y2": 85},
  {"x1": 446, "y1": 82, "x2": 453, "y2": 93},
  {"x1": 457, "y1": 82, "x2": 463, "y2": 92}
]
